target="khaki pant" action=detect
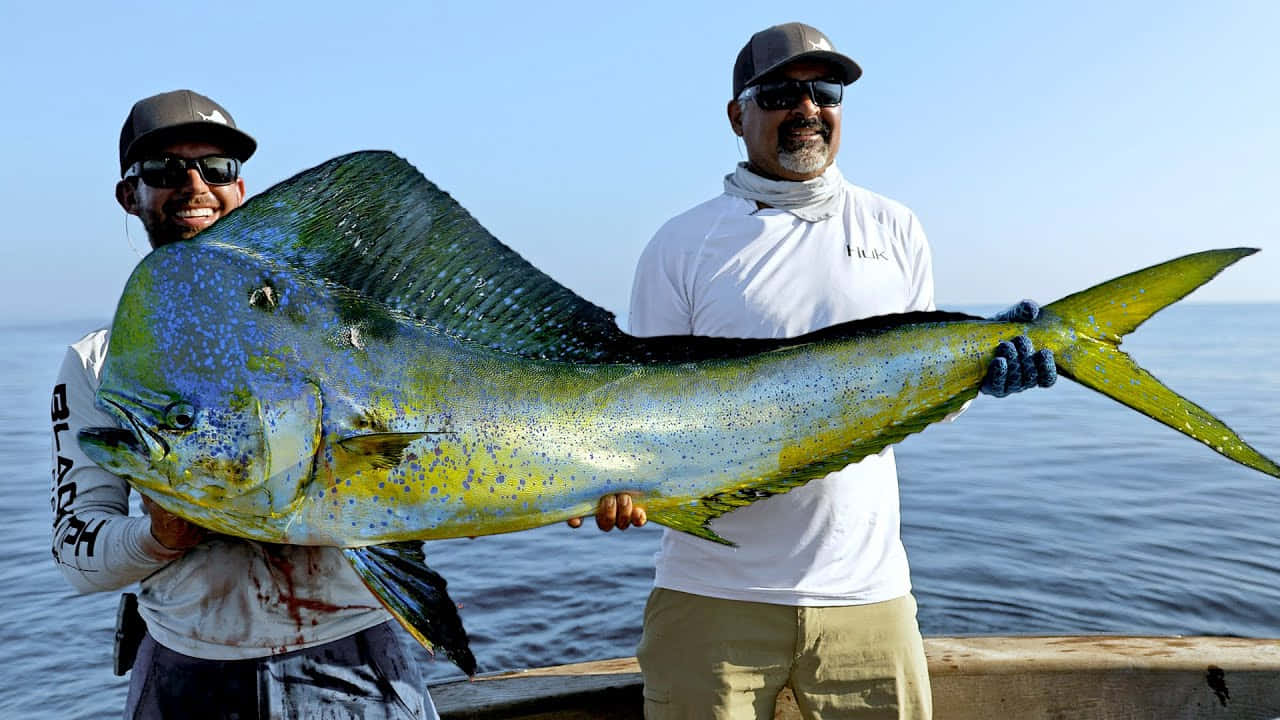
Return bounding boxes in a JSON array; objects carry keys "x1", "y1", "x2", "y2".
[{"x1": 637, "y1": 589, "x2": 930, "y2": 720}]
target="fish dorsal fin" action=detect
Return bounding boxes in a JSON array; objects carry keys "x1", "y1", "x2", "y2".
[
  {"x1": 622, "y1": 309, "x2": 982, "y2": 362},
  {"x1": 199, "y1": 151, "x2": 636, "y2": 361}
]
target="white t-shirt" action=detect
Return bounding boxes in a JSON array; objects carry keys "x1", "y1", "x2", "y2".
[
  {"x1": 50, "y1": 328, "x2": 392, "y2": 660},
  {"x1": 629, "y1": 174, "x2": 935, "y2": 606}
]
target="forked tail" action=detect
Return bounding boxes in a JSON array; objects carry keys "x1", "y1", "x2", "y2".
[{"x1": 1040, "y1": 247, "x2": 1279, "y2": 478}]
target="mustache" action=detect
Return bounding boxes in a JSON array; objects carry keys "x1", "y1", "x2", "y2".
[
  {"x1": 165, "y1": 192, "x2": 217, "y2": 210},
  {"x1": 778, "y1": 117, "x2": 830, "y2": 140}
]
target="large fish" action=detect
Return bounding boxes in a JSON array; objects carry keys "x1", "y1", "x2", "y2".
[{"x1": 79, "y1": 152, "x2": 1278, "y2": 674}]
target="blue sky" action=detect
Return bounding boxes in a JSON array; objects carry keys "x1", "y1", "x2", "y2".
[{"x1": 3, "y1": 1, "x2": 1277, "y2": 325}]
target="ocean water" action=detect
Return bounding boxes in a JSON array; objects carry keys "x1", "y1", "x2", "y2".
[{"x1": 4, "y1": 304, "x2": 1279, "y2": 718}]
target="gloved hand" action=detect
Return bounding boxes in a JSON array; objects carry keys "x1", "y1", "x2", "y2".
[
  {"x1": 990, "y1": 299, "x2": 1041, "y2": 323},
  {"x1": 982, "y1": 300, "x2": 1057, "y2": 397}
]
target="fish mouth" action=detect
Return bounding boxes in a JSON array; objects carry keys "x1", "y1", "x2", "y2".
[
  {"x1": 78, "y1": 426, "x2": 144, "y2": 454},
  {"x1": 77, "y1": 424, "x2": 153, "y2": 484},
  {"x1": 79, "y1": 396, "x2": 171, "y2": 474},
  {"x1": 78, "y1": 399, "x2": 175, "y2": 491},
  {"x1": 104, "y1": 397, "x2": 171, "y2": 458}
]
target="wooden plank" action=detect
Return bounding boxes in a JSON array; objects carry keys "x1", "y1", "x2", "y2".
[
  {"x1": 928, "y1": 636, "x2": 1280, "y2": 720},
  {"x1": 929, "y1": 635, "x2": 1280, "y2": 673},
  {"x1": 431, "y1": 636, "x2": 1280, "y2": 719},
  {"x1": 432, "y1": 657, "x2": 642, "y2": 720}
]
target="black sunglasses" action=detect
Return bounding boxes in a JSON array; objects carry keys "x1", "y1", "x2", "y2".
[
  {"x1": 125, "y1": 154, "x2": 241, "y2": 188},
  {"x1": 740, "y1": 79, "x2": 843, "y2": 111}
]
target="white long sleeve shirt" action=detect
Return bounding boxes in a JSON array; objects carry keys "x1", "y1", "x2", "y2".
[
  {"x1": 629, "y1": 175, "x2": 935, "y2": 606},
  {"x1": 50, "y1": 328, "x2": 392, "y2": 660}
]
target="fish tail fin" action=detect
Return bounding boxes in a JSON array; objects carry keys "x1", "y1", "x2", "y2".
[
  {"x1": 344, "y1": 543, "x2": 477, "y2": 676},
  {"x1": 1041, "y1": 247, "x2": 1279, "y2": 478}
]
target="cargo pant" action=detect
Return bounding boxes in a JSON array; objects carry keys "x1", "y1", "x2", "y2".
[
  {"x1": 123, "y1": 621, "x2": 437, "y2": 720},
  {"x1": 637, "y1": 589, "x2": 931, "y2": 719}
]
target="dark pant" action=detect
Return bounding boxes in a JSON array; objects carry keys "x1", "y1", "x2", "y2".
[{"x1": 123, "y1": 622, "x2": 435, "y2": 720}]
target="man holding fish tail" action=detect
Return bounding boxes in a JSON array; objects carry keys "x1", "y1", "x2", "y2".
[
  {"x1": 49, "y1": 90, "x2": 437, "y2": 719},
  {"x1": 580, "y1": 23, "x2": 1054, "y2": 719}
]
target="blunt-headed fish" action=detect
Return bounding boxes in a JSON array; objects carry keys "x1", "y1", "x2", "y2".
[{"x1": 79, "y1": 152, "x2": 1279, "y2": 674}]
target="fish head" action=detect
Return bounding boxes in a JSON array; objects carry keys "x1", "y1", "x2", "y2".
[
  {"x1": 80, "y1": 375, "x2": 322, "y2": 525},
  {"x1": 78, "y1": 241, "x2": 329, "y2": 532}
]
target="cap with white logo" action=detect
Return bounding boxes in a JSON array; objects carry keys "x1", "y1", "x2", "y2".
[
  {"x1": 733, "y1": 22, "x2": 862, "y2": 98},
  {"x1": 118, "y1": 89, "x2": 257, "y2": 176}
]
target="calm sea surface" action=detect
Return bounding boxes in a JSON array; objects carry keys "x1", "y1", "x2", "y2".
[{"x1": 4, "y1": 305, "x2": 1279, "y2": 718}]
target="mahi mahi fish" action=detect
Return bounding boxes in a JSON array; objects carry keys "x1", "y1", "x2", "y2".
[{"x1": 78, "y1": 151, "x2": 1279, "y2": 674}]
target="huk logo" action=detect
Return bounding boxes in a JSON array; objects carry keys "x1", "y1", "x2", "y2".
[
  {"x1": 197, "y1": 109, "x2": 229, "y2": 124},
  {"x1": 810, "y1": 38, "x2": 833, "y2": 51},
  {"x1": 849, "y1": 247, "x2": 889, "y2": 260}
]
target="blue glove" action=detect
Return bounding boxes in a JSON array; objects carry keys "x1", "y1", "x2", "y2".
[
  {"x1": 981, "y1": 301, "x2": 1057, "y2": 398},
  {"x1": 990, "y1": 299, "x2": 1041, "y2": 323}
]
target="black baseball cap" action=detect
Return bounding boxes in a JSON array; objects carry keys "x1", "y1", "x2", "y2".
[
  {"x1": 118, "y1": 89, "x2": 257, "y2": 176},
  {"x1": 733, "y1": 22, "x2": 862, "y2": 98}
]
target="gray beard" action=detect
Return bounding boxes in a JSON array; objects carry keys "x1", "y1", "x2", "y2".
[{"x1": 778, "y1": 141, "x2": 829, "y2": 175}]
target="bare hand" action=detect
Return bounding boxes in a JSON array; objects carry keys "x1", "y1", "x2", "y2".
[
  {"x1": 567, "y1": 493, "x2": 647, "y2": 532},
  {"x1": 142, "y1": 495, "x2": 206, "y2": 551}
]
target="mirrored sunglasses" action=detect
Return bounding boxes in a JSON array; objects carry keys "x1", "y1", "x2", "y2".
[
  {"x1": 740, "y1": 79, "x2": 844, "y2": 111},
  {"x1": 125, "y1": 154, "x2": 241, "y2": 188}
]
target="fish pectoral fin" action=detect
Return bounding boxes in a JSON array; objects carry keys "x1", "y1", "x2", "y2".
[
  {"x1": 336, "y1": 432, "x2": 433, "y2": 470},
  {"x1": 343, "y1": 542, "x2": 477, "y2": 677}
]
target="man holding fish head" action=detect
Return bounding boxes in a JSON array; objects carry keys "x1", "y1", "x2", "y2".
[{"x1": 50, "y1": 90, "x2": 438, "y2": 719}]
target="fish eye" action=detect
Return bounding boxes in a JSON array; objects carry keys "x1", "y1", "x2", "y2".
[{"x1": 163, "y1": 402, "x2": 196, "y2": 430}]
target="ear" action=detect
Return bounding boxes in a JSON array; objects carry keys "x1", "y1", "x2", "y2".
[
  {"x1": 115, "y1": 179, "x2": 139, "y2": 216},
  {"x1": 231, "y1": 177, "x2": 247, "y2": 209},
  {"x1": 727, "y1": 99, "x2": 744, "y2": 137}
]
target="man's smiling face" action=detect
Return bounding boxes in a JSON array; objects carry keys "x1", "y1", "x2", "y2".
[
  {"x1": 117, "y1": 140, "x2": 246, "y2": 248},
  {"x1": 730, "y1": 59, "x2": 843, "y2": 182}
]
